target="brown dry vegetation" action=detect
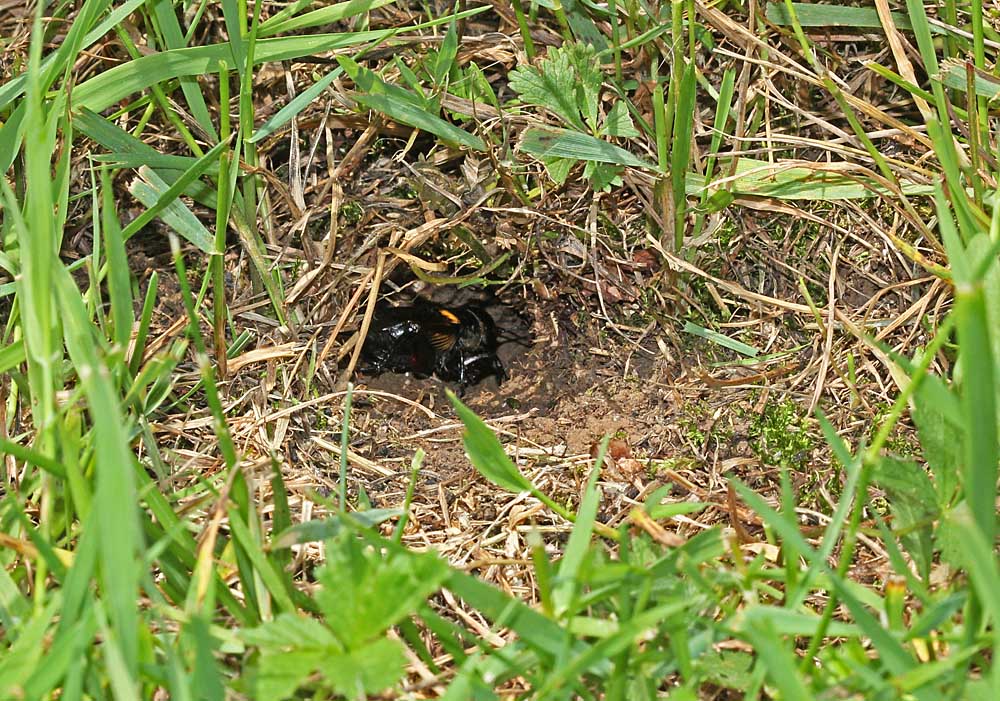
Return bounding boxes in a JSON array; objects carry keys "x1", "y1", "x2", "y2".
[{"x1": 101, "y1": 4, "x2": 936, "y2": 584}]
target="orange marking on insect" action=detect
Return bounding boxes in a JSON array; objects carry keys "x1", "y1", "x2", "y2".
[
  {"x1": 430, "y1": 332, "x2": 456, "y2": 350},
  {"x1": 438, "y1": 309, "x2": 460, "y2": 324}
]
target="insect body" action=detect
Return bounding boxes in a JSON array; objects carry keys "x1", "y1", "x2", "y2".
[{"x1": 359, "y1": 302, "x2": 508, "y2": 391}]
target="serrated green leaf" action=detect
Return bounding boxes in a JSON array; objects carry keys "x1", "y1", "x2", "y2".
[
  {"x1": 509, "y1": 48, "x2": 586, "y2": 131},
  {"x1": 323, "y1": 638, "x2": 407, "y2": 696},
  {"x1": 912, "y1": 373, "x2": 961, "y2": 502},
  {"x1": 243, "y1": 613, "x2": 346, "y2": 699},
  {"x1": 254, "y1": 649, "x2": 327, "y2": 701},
  {"x1": 872, "y1": 457, "x2": 938, "y2": 577},
  {"x1": 242, "y1": 613, "x2": 341, "y2": 651},
  {"x1": 314, "y1": 538, "x2": 449, "y2": 647},
  {"x1": 568, "y1": 44, "x2": 601, "y2": 131},
  {"x1": 566, "y1": 8, "x2": 609, "y2": 51},
  {"x1": 695, "y1": 649, "x2": 755, "y2": 691}
]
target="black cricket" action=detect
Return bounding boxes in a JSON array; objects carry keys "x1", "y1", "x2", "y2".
[{"x1": 359, "y1": 301, "x2": 508, "y2": 391}]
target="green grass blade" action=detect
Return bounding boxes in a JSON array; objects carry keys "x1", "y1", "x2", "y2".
[
  {"x1": 0, "y1": 0, "x2": 147, "y2": 110},
  {"x1": 250, "y1": 67, "x2": 343, "y2": 143},
  {"x1": 767, "y1": 2, "x2": 916, "y2": 29},
  {"x1": 339, "y1": 57, "x2": 486, "y2": 151},
  {"x1": 444, "y1": 569, "x2": 584, "y2": 658},
  {"x1": 553, "y1": 436, "x2": 607, "y2": 617},
  {"x1": 683, "y1": 321, "x2": 759, "y2": 358},
  {"x1": 71, "y1": 32, "x2": 396, "y2": 113},
  {"x1": 149, "y1": 0, "x2": 218, "y2": 141},
  {"x1": 228, "y1": 507, "x2": 296, "y2": 614},
  {"x1": 0, "y1": 339, "x2": 26, "y2": 375},
  {"x1": 128, "y1": 166, "x2": 215, "y2": 252},
  {"x1": 536, "y1": 601, "x2": 695, "y2": 697},
  {"x1": 740, "y1": 614, "x2": 815, "y2": 700},
  {"x1": 520, "y1": 126, "x2": 656, "y2": 170},
  {"x1": 129, "y1": 270, "x2": 159, "y2": 377},
  {"x1": 0, "y1": 101, "x2": 26, "y2": 174},
  {"x1": 448, "y1": 391, "x2": 532, "y2": 493},
  {"x1": 100, "y1": 170, "x2": 135, "y2": 352},
  {"x1": 954, "y1": 260, "x2": 998, "y2": 542},
  {"x1": 0, "y1": 597, "x2": 61, "y2": 692},
  {"x1": 57, "y1": 266, "x2": 141, "y2": 678},
  {"x1": 0, "y1": 436, "x2": 67, "y2": 478},
  {"x1": 259, "y1": 0, "x2": 397, "y2": 36},
  {"x1": 670, "y1": 62, "x2": 696, "y2": 248}
]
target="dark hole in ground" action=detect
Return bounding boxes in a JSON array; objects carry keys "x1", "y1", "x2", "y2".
[{"x1": 346, "y1": 287, "x2": 533, "y2": 399}]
